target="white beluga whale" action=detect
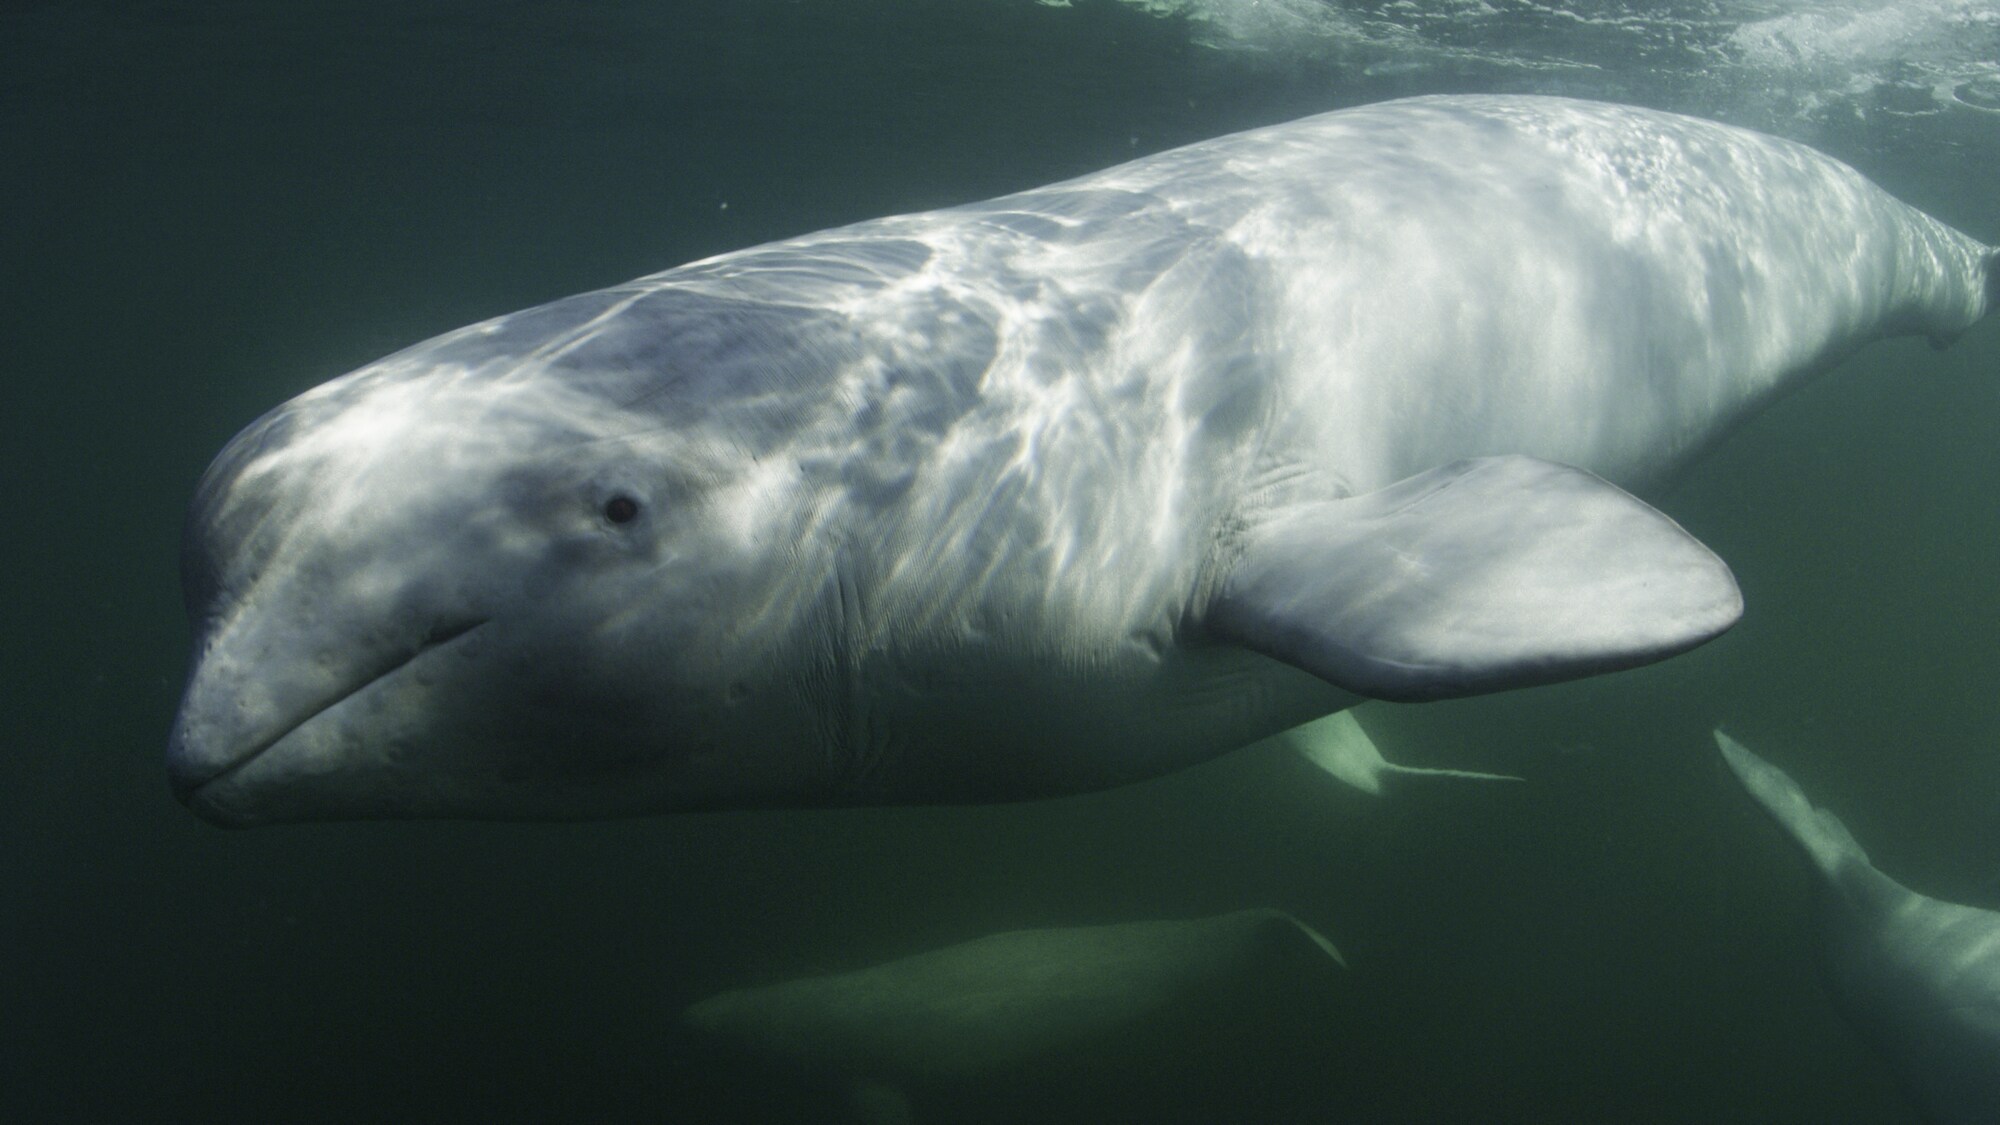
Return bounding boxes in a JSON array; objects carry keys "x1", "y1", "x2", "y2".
[
  {"x1": 168, "y1": 94, "x2": 1995, "y2": 825},
  {"x1": 1715, "y1": 731, "x2": 2000, "y2": 1124},
  {"x1": 680, "y1": 909, "x2": 1347, "y2": 1124}
]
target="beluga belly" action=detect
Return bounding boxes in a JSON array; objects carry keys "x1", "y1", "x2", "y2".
[{"x1": 168, "y1": 95, "x2": 1995, "y2": 825}]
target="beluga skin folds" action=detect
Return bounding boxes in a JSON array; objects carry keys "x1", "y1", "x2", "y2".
[{"x1": 170, "y1": 95, "x2": 1995, "y2": 825}]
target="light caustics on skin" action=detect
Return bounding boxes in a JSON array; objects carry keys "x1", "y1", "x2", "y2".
[{"x1": 169, "y1": 96, "x2": 1994, "y2": 825}]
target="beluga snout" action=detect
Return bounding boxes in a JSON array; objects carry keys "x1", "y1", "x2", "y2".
[{"x1": 167, "y1": 597, "x2": 492, "y2": 823}]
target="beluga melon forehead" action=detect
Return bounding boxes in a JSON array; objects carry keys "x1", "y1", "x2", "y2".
[
  {"x1": 186, "y1": 368, "x2": 621, "y2": 610},
  {"x1": 188, "y1": 281, "x2": 858, "y2": 546},
  {"x1": 235, "y1": 375, "x2": 600, "y2": 500}
]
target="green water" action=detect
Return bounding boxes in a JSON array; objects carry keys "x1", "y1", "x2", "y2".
[{"x1": 5, "y1": 2, "x2": 1997, "y2": 1121}]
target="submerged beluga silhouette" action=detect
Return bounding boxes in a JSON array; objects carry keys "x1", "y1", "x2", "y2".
[
  {"x1": 1716, "y1": 732, "x2": 2000, "y2": 1124},
  {"x1": 682, "y1": 909, "x2": 1347, "y2": 1123},
  {"x1": 167, "y1": 95, "x2": 1994, "y2": 825}
]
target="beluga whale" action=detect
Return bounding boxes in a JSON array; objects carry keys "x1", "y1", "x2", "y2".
[
  {"x1": 1716, "y1": 731, "x2": 2000, "y2": 1124},
  {"x1": 169, "y1": 95, "x2": 1996, "y2": 825},
  {"x1": 681, "y1": 909, "x2": 1347, "y2": 1123}
]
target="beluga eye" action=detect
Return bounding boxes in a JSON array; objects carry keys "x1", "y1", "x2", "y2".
[{"x1": 603, "y1": 494, "x2": 641, "y2": 524}]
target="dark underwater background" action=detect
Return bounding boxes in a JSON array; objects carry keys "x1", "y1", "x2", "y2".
[{"x1": 5, "y1": 1, "x2": 1999, "y2": 1121}]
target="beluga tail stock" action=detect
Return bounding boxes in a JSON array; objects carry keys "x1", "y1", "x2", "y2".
[{"x1": 170, "y1": 95, "x2": 1995, "y2": 825}]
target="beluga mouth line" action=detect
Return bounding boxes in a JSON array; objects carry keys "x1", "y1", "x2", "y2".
[
  {"x1": 168, "y1": 94, "x2": 1994, "y2": 825},
  {"x1": 171, "y1": 617, "x2": 490, "y2": 803}
]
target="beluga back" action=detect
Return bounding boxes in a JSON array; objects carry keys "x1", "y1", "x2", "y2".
[{"x1": 169, "y1": 95, "x2": 1995, "y2": 825}]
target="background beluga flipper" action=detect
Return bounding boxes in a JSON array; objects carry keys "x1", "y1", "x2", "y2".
[
  {"x1": 1268, "y1": 709, "x2": 1520, "y2": 796},
  {"x1": 1716, "y1": 730, "x2": 2000, "y2": 1124}
]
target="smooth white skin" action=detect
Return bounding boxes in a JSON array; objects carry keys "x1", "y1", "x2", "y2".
[{"x1": 169, "y1": 95, "x2": 1993, "y2": 824}]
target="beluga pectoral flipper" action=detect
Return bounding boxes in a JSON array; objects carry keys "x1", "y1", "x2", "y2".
[{"x1": 1209, "y1": 455, "x2": 1742, "y2": 703}]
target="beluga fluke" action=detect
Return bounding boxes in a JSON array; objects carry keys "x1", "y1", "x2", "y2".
[
  {"x1": 169, "y1": 95, "x2": 1995, "y2": 825},
  {"x1": 1715, "y1": 731, "x2": 2000, "y2": 1124}
]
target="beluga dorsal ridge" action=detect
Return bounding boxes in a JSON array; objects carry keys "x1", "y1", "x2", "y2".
[{"x1": 170, "y1": 95, "x2": 1995, "y2": 824}]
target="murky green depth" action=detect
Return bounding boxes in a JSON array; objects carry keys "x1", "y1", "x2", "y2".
[{"x1": 5, "y1": 2, "x2": 1996, "y2": 1121}]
